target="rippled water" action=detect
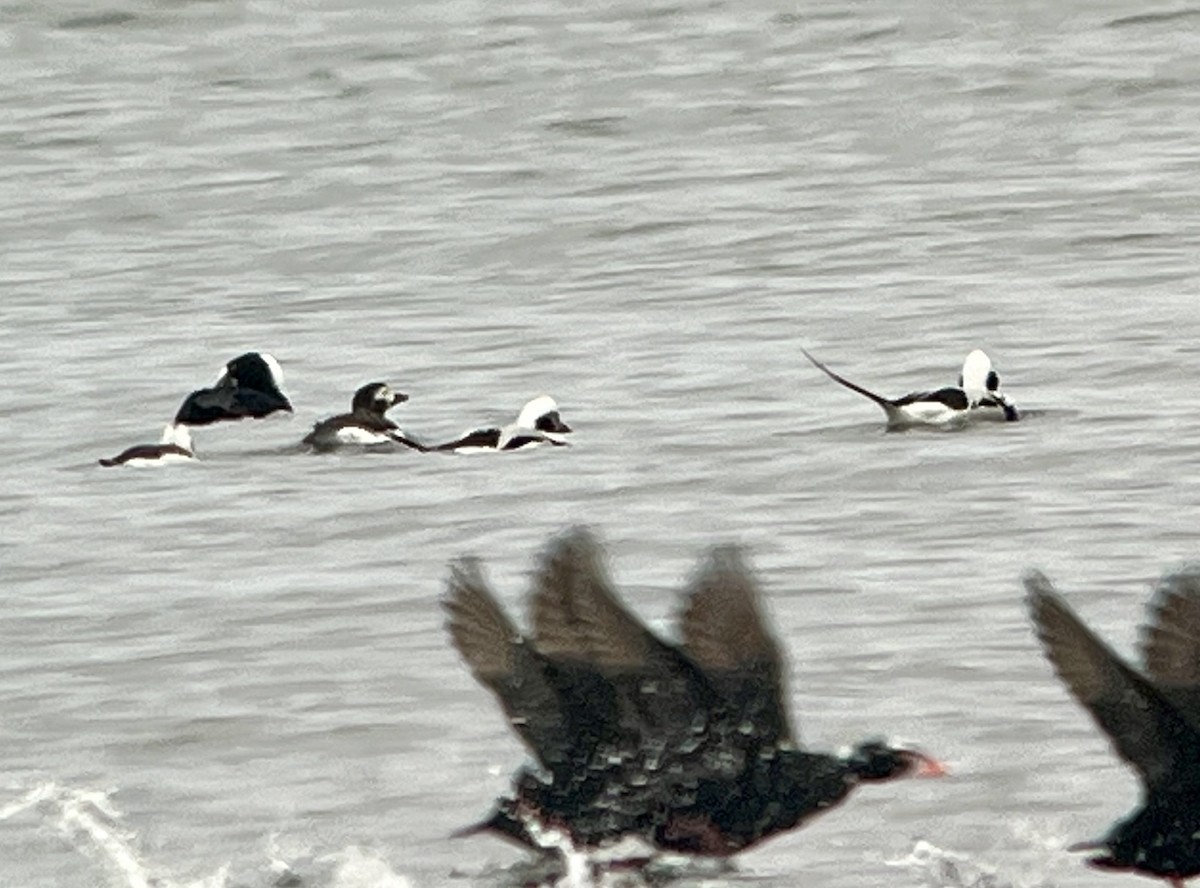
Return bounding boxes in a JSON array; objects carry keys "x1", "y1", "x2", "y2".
[{"x1": 3, "y1": 0, "x2": 1200, "y2": 886}]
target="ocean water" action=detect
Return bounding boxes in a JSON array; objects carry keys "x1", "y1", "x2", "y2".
[{"x1": 3, "y1": 0, "x2": 1200, "y2": 886}]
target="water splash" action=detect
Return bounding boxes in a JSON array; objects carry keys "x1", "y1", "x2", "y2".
[
  {"x1": 0, "y1": 782, "x2": 58, "y2": 820},
  {"x1": 319, "y1": 845, "x2": 414, "y2": 888},
  {"x1": 0, "y1": 783, "x2": 229, "y2": 888},
  {"x1": 58, "y1": 787, "x2": 157, "y2": 888},
  {"x1": 498, "y1": 810, "x2": 711, "y2": 888},
  {"x1": 888, "y1": 839, "x2": 1056, "y2": 888},
  {"x1": 521, "y1": 813, "x2": 595, "y2": 888}
]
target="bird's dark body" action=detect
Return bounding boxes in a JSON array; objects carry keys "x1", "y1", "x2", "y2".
[
  {"x1": 98, "y1": 443, "x2": 191, "y2": 467},
  {"x1": 174, "y1": 353, "x2": 292, "y2": 426},
  {"x1": 302, "y1": 383, "x2": 425, "y2": 452},
  {"x1": 444, "y1": 529, "x2": 939, "y2": 858},
  {"x1": 1088, "y1": 794, "x2": 1200, "y2": 883}
]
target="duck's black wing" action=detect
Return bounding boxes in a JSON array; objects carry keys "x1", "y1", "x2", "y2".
[
  {"x1": 445, "y1": 555, "x2": 628, "y2": 850},
  {"x1": 521, "y1": 529, "x2": 734, "y2": 846},
  {"x1": 444, "y1": 559, "x2": 526, "y2": 695},
  {"x1": 302, "y1": 414, "x2": 348, "y2": 449},
  {"x1": 1027, "y1": 571, "x2": 1200, "y2": 791},
  {"x1": 501, "y1": 432, "x2": 568, "y2": 450},
  {"x1": 1142, "y1": 569, "x2": 1200, "y2": 722},
  {"x1": 434, "y1": 427, "x2": 500, "y2": 451},
  {"x1": 442, "y1": 530, "x2": 669, "y2": 851},
  {"x1": 679, "y1": 545, "x2": 794, "y2": 748},
  {"x1": 531, "y1": 528, "x2": 716, "y2": 734},
  {"x1": 893, "y1": 387, "x2": 969, "y2": 410},
  {"x1": 444, "y1": 558, "x2": 611, "y2": 770},
  {"x1": 174, "y1": 384, "x2": 293, "y2": 426}
]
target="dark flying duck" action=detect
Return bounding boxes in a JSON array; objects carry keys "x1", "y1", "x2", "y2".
[
  {"x1": 803, "y1": 348, "x2": 1018, "y2": 428},
  {"x1": 435, "y1": 395, "x2": 572, "y2": 452},
  {"x1": 1028, "y1": 568, "x2": 1200, "y2": 888},
  {"x1": 301, "y1": 382, "x2": 427, "y2": 452},
  {"x1": 444, "y1": 527, "x2": 945, "y2": 861}
]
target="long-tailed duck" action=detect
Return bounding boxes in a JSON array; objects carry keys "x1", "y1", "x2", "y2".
[
  {"x1": 100, "y1": 352, "x2": 292, "y2": 467},
  {"x1": 302, "y1": 382, "x2": 427, "y2": 452},
  {"x1": 174, "y1": 352, "x2": 293, "y2": 426},
  {"x1": 99, "y1": 424, "x2": 194, "y2": 467},
  {"x1": 802, "y1": 348, "x2": 1018, "y2": 428},
  {"x1": 435, "y1": 395, "x2": 572, "y2": 453}
]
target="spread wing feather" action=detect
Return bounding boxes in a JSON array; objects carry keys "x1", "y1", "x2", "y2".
[
  {"x1": 680, "y1": 545, "x2": 794, "y2": 747},
  {"x1": 1026, "y1": 571, "x2": 1200, "y2": 791}
]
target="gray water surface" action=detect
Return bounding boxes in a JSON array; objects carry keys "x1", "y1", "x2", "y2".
[{"x1": 3, "y1": 1, "x2": 1200, "y2": 886}]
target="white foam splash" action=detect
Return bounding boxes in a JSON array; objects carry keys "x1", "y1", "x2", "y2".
[
  {"x1": 320, "y1": 845, "x2": 414, "y2": 888},
  {"x1": 1, "y1": 783, "x2": 229, "y2": 888},
  {"x1": 514, "y1": 811, "x2": 673, "y2": 888},
  {"x1": 2, "y1": 785, "x2": 423, "y2": 888},
  {"x1": 264, "y1": 831, "x2": 309, "y2": 887},
  {"x1": 58, "y1": 788, "x2": 155, "y2": 888},
  {"x1": 888, "y1": 838, "x2": 1055, "y2": 888},
  {"x1": 518, "y1": 810, "x2": 595, "y2": 888},
  {"x1": 0, "y1": 782, "x2": 58, "y2": 820}
]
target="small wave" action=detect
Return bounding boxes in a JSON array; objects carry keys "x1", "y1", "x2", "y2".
[
  {"x1": 57, "y1": 11, "x2": 138, "y2": 29},
  {"x1": 1106, "y1": 8, "x2": 1200, "y2": 28},
  {"x1": 544, "y1": 117, "x2": 627, "y2": 138}
]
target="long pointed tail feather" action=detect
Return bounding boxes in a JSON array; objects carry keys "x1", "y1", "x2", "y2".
[{"x1": 801, "y1": 349, "x2": 898, "y2": 413}]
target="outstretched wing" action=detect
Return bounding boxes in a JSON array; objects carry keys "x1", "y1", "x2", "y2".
[
  {"x1": 680, "y1": 545, "x2": 794, "y2": 747},
  {"x1": 1026, "y1": 570, "x2": 1200, "y2": 791},
  {"x1": 444, "y1": 558, "x2": 522, "y2": 683},
  {"x1": 443, "y1": 558, "x2": 578, "y2": 769},
  {"x1": 1141, "y1": 568, "x2": 1200, "y2": 722},
  {"x1": 521, "y1": 530, "x2": 755, "y2": 847},
  {"x1": 532, "y1": 527, "x2": 660, "y2": 670},
  {"x1": 530, "y1": 528, "x2": 714, "y2": 736}
]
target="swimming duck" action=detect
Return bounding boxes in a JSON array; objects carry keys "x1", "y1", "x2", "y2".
[
  {"x1": 803, "y1": 348, "x2": 1018, "y2": 428},
  {"x1": 435, "y1": 395, "x2": 572, "y2": 452},
  {"x1": 302, "y1": 382, "x2": 426, "y2": 452}
]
